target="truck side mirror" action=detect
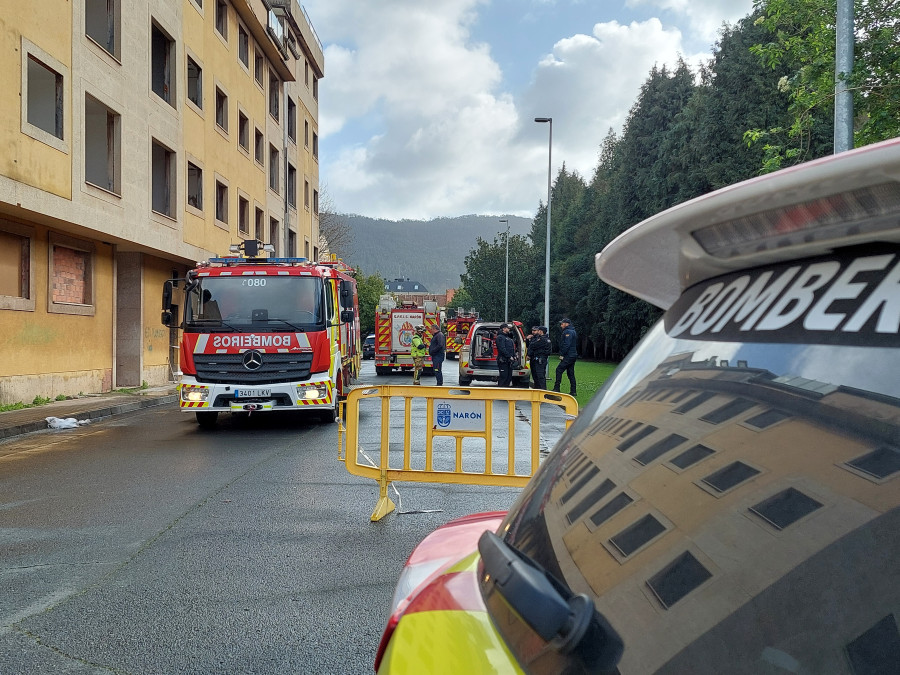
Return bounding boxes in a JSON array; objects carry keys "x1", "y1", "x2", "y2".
[
  {"x1": 162, "y1": 311, "x2": 173, "y2": 327},
  {"x1": 162, "y1": 279, "x2": 181, "y2": 311},
  {"x1": 340, "y1": 309, "x2": 354, "y2": 323},
  {"x1": 339, "y1": 280, "x2": 354, "y2": 309}
]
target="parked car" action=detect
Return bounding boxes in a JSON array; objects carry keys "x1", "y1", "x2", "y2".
[
  {"x1": 458, "y1": 320, "x2": 529, "y2": 387},
  {"x1": 363, "y1": 334, "x2": 376, "y2": 359},
  {"x1": 375, "y1": 138, "x2": 900, "y2": 674}
]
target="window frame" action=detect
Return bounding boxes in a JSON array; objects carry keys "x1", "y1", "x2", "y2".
[
  {"x1": 21, "y1": 39, "x2": 68, "y2": 153},
  {"x1": 215, "y1": 85, "x2": 228, "y2": 134},
  {"x1": 186, "y1": 53, "x2": 203, "y2": 111},
  {"x1": 151, "y1": 138, "x2": 176, "y2": 219},
  {"x1": 187, "y1": 159, "x2": 203, "y2": 214},
  {"x1": 84, "y1": 92, "x2": 121, "y2": 196},
  {"x1": 150, "y1": 21, "x2": 176, "y2": 107},
  {"x1": 238, "y1": 192, "x2": 250, "y2": 235},
  {"x1": 214, "y1": 175, "x2": 229, "y2": 228},
  {"x1": 0, "y1": 221, "x2": 36, "y2": 312},
  {"x1": 85, "y1": 0, "x2": 121, "y2": 59},
  {"x1": 215, "y1": 0, "x2": 228, "y2": 41},
  {"x1": 237, "y1": 23, "x2": 249, "y2": 69}
]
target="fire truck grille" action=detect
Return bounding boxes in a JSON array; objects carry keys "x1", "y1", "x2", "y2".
[{"x1": 193, "y1": 353, "x2": 314, "y2": 384}]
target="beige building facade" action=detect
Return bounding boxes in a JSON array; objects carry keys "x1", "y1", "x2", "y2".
[{"x1": 0, "y1": 0, "x2": 324, "y2": 404}]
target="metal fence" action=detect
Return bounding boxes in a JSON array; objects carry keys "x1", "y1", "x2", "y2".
[{"x1": 339, "y1": 385, "x2": 579, "y2": 520}]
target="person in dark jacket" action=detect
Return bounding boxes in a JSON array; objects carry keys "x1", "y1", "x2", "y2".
[
  {"x1": 495, "y1": 323, "x2": 516, "y2": 387},
  {"x1": 428, "y1": 324, "x2": 446, "y2": 386},
  {"x1": 553, "y1": 318, "x2": 577, "y2": 395},
  {"x1": 525, "y1": 325, "x2": 552, "y2": 389}
]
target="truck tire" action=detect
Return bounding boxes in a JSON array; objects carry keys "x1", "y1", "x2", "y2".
[
  {"x1": 458, "y1": 376, "x2": 472, "y2": 386},
  {"x1": 514, "y1": 377, "x2": 531, "y2": 388},
  {"x1": 195, "y1": 411, "x2": 218, "y2": 429},
  {"x1": 375, "y1": 366, "x2": 390, "y2": 376},
  {"x1": 319, "y1": 400, "x2": 338, "y2": 423}
]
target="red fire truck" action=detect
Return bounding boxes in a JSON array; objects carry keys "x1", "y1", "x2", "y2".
[
  {"x1": 162, "y1": 240, "x2": 360, "y2": 427},
  {"x1": 374, "y1": 296, "x2": 441, "y2": 376},
  {"x1": 444, "y1": 308, "x2": 479, "y2": 360}
]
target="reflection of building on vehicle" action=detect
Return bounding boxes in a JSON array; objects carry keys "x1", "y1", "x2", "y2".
[
  {"x1": 444, "y1": 308, "x2": 478, "y2": 360},
  {"x1": 161, "y1": 241, "x2": 360, "y2": 427},
  {"x1": 375, "y1": 139, "x2": 900, "y2": 674},
  {"x1": 374, "y1": 296, "x2": 440, "y2": 376},
  {"x1": 362, "y1": 334, "x2": 376, "y2": 359},
  {"x1": 457, "y1": 320, "x2": 528, "y2": 387}
]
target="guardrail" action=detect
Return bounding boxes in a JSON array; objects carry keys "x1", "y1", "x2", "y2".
[{"x1": 339, "y1": 385, "x2": 578, "y2": 521}]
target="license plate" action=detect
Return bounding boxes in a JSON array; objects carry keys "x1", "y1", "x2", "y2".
[{"x1": 234, "y1": 389, "x2": 271, "y2": 398}]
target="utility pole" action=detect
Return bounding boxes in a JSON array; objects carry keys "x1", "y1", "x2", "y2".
[{"x1": 834, "y1": 0, "x2": 854, "y2": 153}]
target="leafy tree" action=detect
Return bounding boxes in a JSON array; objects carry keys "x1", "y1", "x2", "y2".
[
  {"x1": 746, "y1": 0, "x2": 900, "y2": 170},
  {"x1": 459, "y1": 234, "x2": 538, "y2": 324},
  {"x1": 355, "y1": 269, "x2": 386, "y2": 335}
]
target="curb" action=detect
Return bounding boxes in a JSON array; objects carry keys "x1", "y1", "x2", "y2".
[{"x1": 0, "y1": 394, "x2": 179, "y2": 441}]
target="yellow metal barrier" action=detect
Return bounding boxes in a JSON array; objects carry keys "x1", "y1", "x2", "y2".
[{"x1": 338, "y1": 385, "x2": 579, "y2": 521}]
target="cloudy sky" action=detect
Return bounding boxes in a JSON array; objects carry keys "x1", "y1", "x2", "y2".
[{"x1": 302, "y1": 0, "x2": 755, "y2": 220}]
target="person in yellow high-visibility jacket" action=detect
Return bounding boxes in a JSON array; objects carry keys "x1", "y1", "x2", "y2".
[{"x1": 410, "y1": 325, "x2": 428, "y2": 385}]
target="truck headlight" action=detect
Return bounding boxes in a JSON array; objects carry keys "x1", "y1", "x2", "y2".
[
  {"x1": 297, "y1": 385, "x2": 328, "y2": 400},
  {"x1": 182, "y1": 387, "x2": 209, "y2": 402}
]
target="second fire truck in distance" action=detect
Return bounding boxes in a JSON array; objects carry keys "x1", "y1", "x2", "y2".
[
  {"x1": 444, "y1": 308, "x2": 479, "y2": 360},
  {"x1": 162, "y1": 241, "x2": 360, "y2": 428},
  {"x1": 374, "y1": 296, "x2": 441, "y2": 376}
]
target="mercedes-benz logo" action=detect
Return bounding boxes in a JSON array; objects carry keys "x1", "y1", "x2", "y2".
[{"x1": 242, "y1": 350, "x2": 264, "y2": 371}]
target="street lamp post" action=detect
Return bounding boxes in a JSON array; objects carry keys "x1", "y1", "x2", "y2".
[
  {"x1": 534, "y1": 117, "x2": 552, "y2": 329},
  {"x1": 499, "y1": 218, "x2": 509, "y2": 322}
]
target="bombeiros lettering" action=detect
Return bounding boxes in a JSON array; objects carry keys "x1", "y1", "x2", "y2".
[
  {"x1": 212, "y1": 334, "x2": 295, "y2": 348},
  {"x1": 669, "y1": 252, "x2": 900, "y2": 340}
]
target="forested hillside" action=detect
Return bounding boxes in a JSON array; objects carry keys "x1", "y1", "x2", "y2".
[{"x1": 342, "y1": 214, "x2": 531, "y2": 293}]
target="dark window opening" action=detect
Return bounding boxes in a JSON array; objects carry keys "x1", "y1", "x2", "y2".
[
  {"x1": 215, "y1": 0, "x2": 227, "y2": 39},
  {"x1": 215, "y1": 88, "x2": 228, "y2": 131},
  {"x1": 847, "y1": 447, "x2": 900, "y2": 480},
  {"x1": 590, "y1": 493, "x2": 634, "y2": 528},
  {"x1": 670, "y1": 444, "x2": 715, "y2": 470},
  {"x1": 238, "y1": 112, "x2": 249, "y2": 150},
  {"x1": 635, "y1": 433, "x2": 688, "y2": 466},
  {"x1": 27, "y1": 56, "x2": 64, "y2": 139},
  {"x1": 617, "y1": 425, "x2": 657, "y2": 453},
  {"x1": 187, "y1": 56, "x2": 202, "y2": 108},
  {"x1": 702, "y1": 461, "x2": 760, "y2": 493},
  {"x1": 700, "y1": 398, "x2": 756, "y2": 424},
  {"x1": 672, "y1": 391, "x2": 716, "y2": 414},
  {"x1": 610, "y1": 514, "x2": 666, "y2": 556},
  {"x1": 150, "y1": 24, "x2": 174, "y2": 106},
  {"x1": 749, "y1": 488, "x2": 823, "y2": 530},
  {"x1": 559, "y1": 465, "x2": 599, "y2": 504},
  {"x1": 667, "y1": 389, "x2": 695, "y2": 405},
  {"x1": 187, "y1": 162, "x2": 202, "y2": 210},
  {"x1": 745, "y1": 409, "x2": 792, "y2": 429},
  {"x1": 566, "y1": 479, "x2": 616, "y2": 525},
  {"x1": 647, "y1": 551, "x2": 712, "y2": 609}
]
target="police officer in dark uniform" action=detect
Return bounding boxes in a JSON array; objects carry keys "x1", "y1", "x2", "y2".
[
  {"x1": 553, "y1": 317, "x2": 577, "y2": 395},
  {"x1": 495, "y1": 323, "x2": 516, "y2": 387},
  {"x1": 525, "y1": 325, "x2": 552, "y2": 389}
]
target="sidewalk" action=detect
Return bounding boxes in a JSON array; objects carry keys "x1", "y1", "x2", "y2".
[{"x1": 0, "y1": 385, "x2": 178, "y2": 441}]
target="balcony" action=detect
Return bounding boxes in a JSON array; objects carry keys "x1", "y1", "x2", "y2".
[{"x1": 268, "y1": 0, "x2": 324, "y2": 76}]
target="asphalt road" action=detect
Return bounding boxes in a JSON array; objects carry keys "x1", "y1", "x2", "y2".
[{"x1": 1, "y1": 358, "x2": 568, "y2": 674}]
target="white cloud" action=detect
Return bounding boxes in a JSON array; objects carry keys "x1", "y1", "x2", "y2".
[
  {"x1": 625, "y1": 0, "x2": 753, "y2": 47},
  {"x1": 304, "y1": 1, "x2": 750, "y2": 219},
  {"x1": 520, "y1": 19, "x2": 694, "y2": 182}
]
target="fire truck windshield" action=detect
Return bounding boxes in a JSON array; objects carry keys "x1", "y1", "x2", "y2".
[{"x1": 186, "y1": 276, "x2": 324, "y2": 331}]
